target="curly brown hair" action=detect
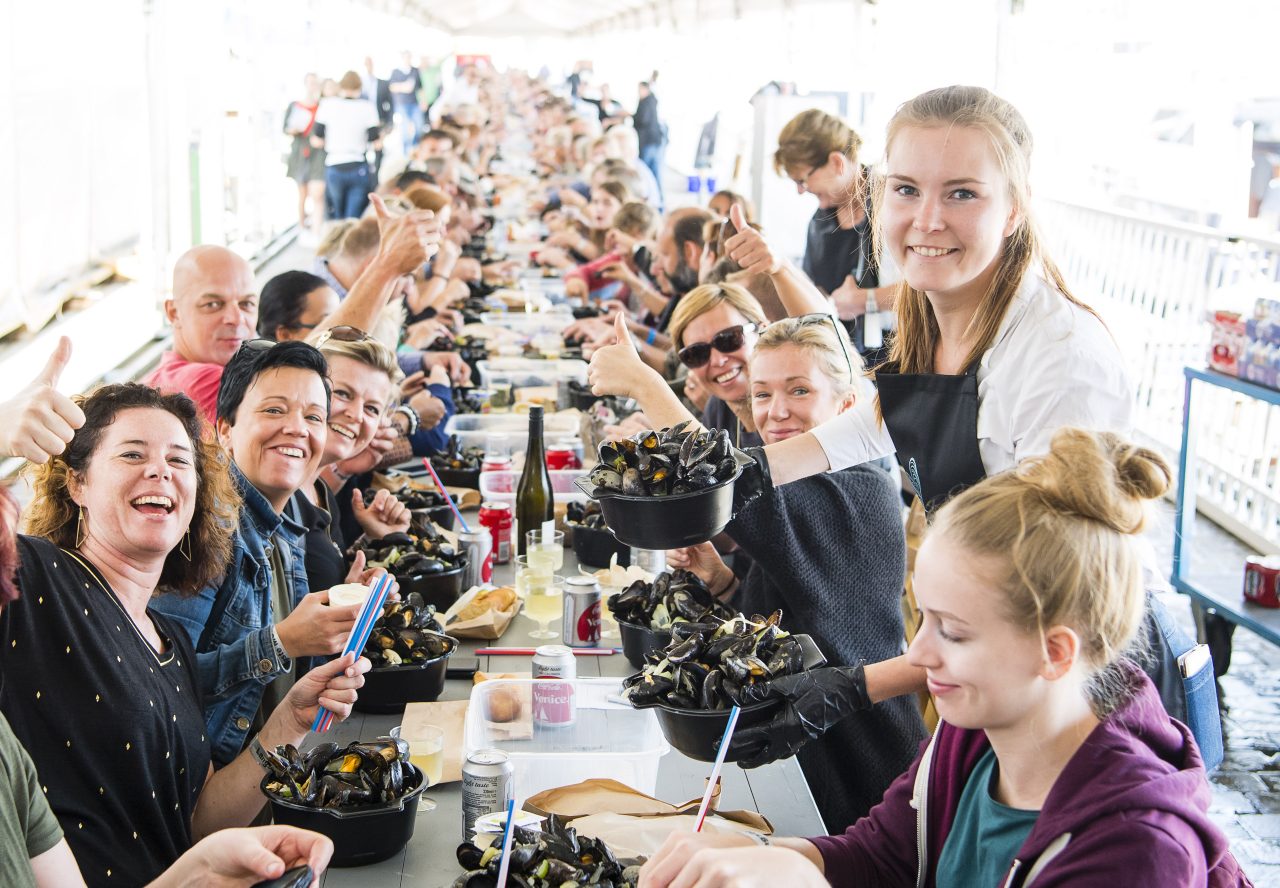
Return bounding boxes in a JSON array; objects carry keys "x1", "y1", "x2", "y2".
[{"x1": 22, "y1": 383, "x2": 241, "y2": 597}]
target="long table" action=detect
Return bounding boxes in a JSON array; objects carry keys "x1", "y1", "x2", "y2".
[{"x1": 312, "y1": 545, "x2": 825, "y2": 887}]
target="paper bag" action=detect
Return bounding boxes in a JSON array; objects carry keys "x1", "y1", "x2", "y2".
[
  {"x1": 400, "y1": 699, "x2": 469, "y2": 784},
  {"x1": 443, "y1": 585, "x2": 521, "y2": 639}
]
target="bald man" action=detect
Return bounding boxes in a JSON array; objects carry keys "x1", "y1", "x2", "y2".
[{"x1": 143, "y1": 245, "x2": 258, "y2": 422}]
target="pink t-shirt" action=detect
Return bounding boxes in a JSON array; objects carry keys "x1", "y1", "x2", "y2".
[{"x1": 142, "y1": 351, "x2": 224, "y2": 425}]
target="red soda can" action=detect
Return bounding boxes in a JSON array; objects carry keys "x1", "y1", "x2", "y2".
[
  {"x1": 481, "y1": 455, "x2": 513, "y2": 474},
  {"x1": 562, "y1": 576, "x2": 602, "y2": 647},
  {"x1": 545, "y1": 439, "x2": 581, "y2": 470},
  {"x1": 1244, "y1": 556, "x2": 1280, "y2": 608},
  {"x1": 532, "y1": 644, "x2": 576, "y2": 728},
  {"x1": 479, "y1": 501, "x2": 513, "y2": 565}
]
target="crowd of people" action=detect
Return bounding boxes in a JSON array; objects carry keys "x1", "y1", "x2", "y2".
[{"x1": 0, "y1": 58, "x2": 1255, "y2": 888}]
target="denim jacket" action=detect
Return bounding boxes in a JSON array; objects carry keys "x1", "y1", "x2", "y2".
[{"x1": 152, "y1": 464, "x2": 311, "y2": 765}]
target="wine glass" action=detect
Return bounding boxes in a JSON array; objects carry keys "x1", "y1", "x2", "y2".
[
  {"x1": 525, "y1": 529, "x2": 564, "y2": 574},
  {"x1": 390, "y1": 725, "x2": 443, "y2": 814},
  {"x1": 522, "y1": 573, "x2": 565, "y2": 639}
]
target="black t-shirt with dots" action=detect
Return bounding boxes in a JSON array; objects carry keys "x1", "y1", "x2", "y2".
[{"x1": 0, "y1": 536, "x2": 210, "y2": 887}]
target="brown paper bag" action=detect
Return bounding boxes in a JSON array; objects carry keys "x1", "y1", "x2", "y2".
[
  {"x1": 400, "y1": 699, "x2": 469, "y2": 784},
  {"x1": 442, "y1": 585, "x2": 522, "y2": 639}
]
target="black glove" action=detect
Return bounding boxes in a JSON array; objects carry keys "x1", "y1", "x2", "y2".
[
  {"x1": 732, "y1": 445, "x2": 772, "y2": 514},
  {"x1": 724, "y1": 664, "x2": 870, "y2": 769}
]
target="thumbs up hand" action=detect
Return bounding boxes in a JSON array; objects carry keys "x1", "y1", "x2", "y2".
[
  {"x1": 0, "y1": 336, "x2": 86, "y2": 463},
  {"x1": 586, "y1": 313, "x2": 653, "y2": 401},
  {"x1": 724, "y1": 203, "x2": 783, "y2": 276}
]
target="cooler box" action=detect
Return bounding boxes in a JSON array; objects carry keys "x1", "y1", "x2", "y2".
[{"x1": 464, "y1": 678, "x2": 668, "y2": 804}]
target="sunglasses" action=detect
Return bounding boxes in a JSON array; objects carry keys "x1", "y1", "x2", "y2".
[
  {"x1": 793, "y1": 312, "x2": 855, "y2": 384},
  {"x1": 677, "y1": 324, "x2": 759, "y2": 369},
  {"x1": 314, "y1": 325, "x2": 373, "y2": 349}
]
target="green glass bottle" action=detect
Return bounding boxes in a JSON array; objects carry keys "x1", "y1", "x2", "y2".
[{"x1": 516, "y1": 405, "x2": 555, "y2": 557}]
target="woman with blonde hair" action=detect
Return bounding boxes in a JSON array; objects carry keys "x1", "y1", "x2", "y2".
[
  {"x1": 643, "y1": 430, "x2": 1249, "y2": 888},
  {"x1": 668, "y1": 315, "x2": 925, "y2": 831}
]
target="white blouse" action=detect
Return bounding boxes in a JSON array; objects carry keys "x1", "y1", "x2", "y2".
[{"x1": 812, "y1": 271, "x2": 1133, "y2": 474}]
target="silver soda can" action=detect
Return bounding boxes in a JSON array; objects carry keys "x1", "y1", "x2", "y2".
[
  {"x1": 562, "y1": 576, "x2": 602, "y2": 647},
  {"x1": 532, "y1": 644, "x2": 576, "y2": 728},
  {"x1": 458, "y1": 527, "x2": 494, "y2": 589},
  {"x1": 461, "y1": 749, "x2": 514, "y2": 840}
]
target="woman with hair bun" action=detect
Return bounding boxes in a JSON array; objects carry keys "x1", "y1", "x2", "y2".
[{"x1": 641, "y1": 429, "x2": 1251, "y2": 888}]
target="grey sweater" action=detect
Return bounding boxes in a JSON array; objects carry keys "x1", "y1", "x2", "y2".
[{"x1": 727, "y1": 464, "x2": 927, "y2": 833}]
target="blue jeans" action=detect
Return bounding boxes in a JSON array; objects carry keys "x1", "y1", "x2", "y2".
[
  {"x1": 326, "y1": 162, "x2": 370, "y2": 219},
  {"x1": 640, "y1": 142, "x2": 665, "y2": 203},
  {"x1": 396, "y1": 102, "x2": 424, "y2": 155}
]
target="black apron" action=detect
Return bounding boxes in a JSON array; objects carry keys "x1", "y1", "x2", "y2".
[{"x1": 876, "y1": 360, "x2": 987, "y2": 513}]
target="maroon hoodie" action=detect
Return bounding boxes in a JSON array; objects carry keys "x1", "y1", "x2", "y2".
[{"x1": 809, "y1": 668, "x2": 1251, "y2": 887}]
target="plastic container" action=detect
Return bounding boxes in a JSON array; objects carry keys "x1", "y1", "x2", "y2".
[
  {"x1": 479, "y1": 311, "x2": 575, "y2": 333},
  {"x1": 480, "y1": 469, "x2": 589, "y2": 510},
  {"x1": 464, "y1": 678, "x2": 669, "y2": 804},
  {"x1": 478, "y1": 358, "x2": 589, "y2": 391},
  {"x1": 445, "y1": 413, "x2": 580, "y2": 453}
]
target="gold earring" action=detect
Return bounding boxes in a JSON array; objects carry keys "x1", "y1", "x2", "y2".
[
  {"x1": 179, "y1": 529, "x2": 192, "y2": 562},
  {"x1": 75, "y1": 505, "x2": 86, "y2": 548}
]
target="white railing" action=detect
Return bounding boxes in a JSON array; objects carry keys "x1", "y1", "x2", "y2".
[{"x1": 1041, "y1": 199, "x2": 1280, "y2": 553}]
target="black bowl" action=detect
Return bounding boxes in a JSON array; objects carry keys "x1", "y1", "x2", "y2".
[
  {"x1": 574, "y1": 455, "x2": 745, "y2": 549},
  {"x1": 617, "y1": 619, "x2": 671, "y2": 670},
  {"x1": 397, "y1": 561, "x2": 467, "y2": 612},
  {"x1": 629, "y1": 634, "x2": 828, "y2": 762},
  {"x1": 263, "y1": 763, "x2": 426, "y2": 866},
  {"x1": 571, "y1": 523, "x2": 631, "y2": 570},
  {"x1": 432, "y1": 465, "x2": 481, "y2": 489},
  {"x1": 411, "y1": 504, "x2": 457, "y2": 533},
  {"x1": 354, "y1": 635, "x2": 458, "y2": 714}
]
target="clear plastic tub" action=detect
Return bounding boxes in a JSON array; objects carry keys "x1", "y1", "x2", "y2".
[
  {"x1": 478, "y1": 358, "x2": 589, "y2": 390},
  {"x1": 445, "y1": 413, "x2": 580, "y2": 453},
  {"x1": 464, "y1": 679, "x2": 669, "y2": 803},
  {"x1": 479, "y1": 311, "x2": 575, "y2": 333},
  {"x1": 478, "y1": 469, "x2": 588, "y2": 508}
]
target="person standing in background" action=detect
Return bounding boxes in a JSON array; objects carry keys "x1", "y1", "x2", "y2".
[
  {"x1": 389, "y1": 51, "x2": 424, "y2": 155},
  {"x1": 633, "y1": 81, "x2": 667, "y2": 206},
  {"x1": 361, "y1": 56, "x2": 394, "y2": 182},
  {"x1": 283, "y1": 73, "x2": 326, "y2": 246},
  {"x1": 312, "y1": 71, "x2": 381, "y2": 219},
  {"x1": 417, "y1": 55, "x2": 444, "y2": 123}
]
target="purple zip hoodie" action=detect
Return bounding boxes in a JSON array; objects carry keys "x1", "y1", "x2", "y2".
[{"x1": 809, "y1": 668, "x2": 1251, "y2": 887}]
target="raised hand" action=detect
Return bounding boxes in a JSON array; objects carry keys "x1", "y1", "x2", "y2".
[
  {"x1": 724, "y1": 203, "x2": 783, "y2": 276},
  {"x1": 0, "y1": 336, "x2": 86, "y2": 463},
  {"x1": 586, "y1": 313, "x2": 653, "y2": 400}
]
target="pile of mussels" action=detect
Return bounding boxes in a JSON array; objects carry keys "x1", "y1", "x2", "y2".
[
  {"x1": 349, "y1": 528, "x2": 465, "y2": 577},
  {"x1": 588, "y1": 422, "x2": 737, "y2": 497},
  {"x1": 454, "y1": 815, "x2": 641, "y2": 888},
  {"x1": 363, "y1": 593, "x2": 455, "y2": 668},
  {"x1": 261, "y1": 737, "x2": 418, "y2": 810},
  {"x1": 607, "y1": 569, "x2": 733, "y2": 631},
  {"x1": 431, "y1": 435, "x2": 485, "y2": 473},
  {"x1": 621, "y1": 611, "x2": 804, "y2": 711}
]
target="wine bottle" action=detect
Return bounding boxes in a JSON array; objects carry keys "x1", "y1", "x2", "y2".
[{"x1": 516, "y1": 405, "x2": 555, "y2": 557}]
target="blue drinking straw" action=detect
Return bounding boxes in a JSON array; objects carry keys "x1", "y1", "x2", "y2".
[
  {"x1": 310, "y1": 573, "x2": 392, "y2": 733},
  {"x1": 495, "y1": 798, "x2": 518, "y2": 888},
  {"x1": 421, "y1": 458, "x2": 471, "y2": 532}
]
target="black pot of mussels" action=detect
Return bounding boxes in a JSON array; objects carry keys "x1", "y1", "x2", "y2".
[
  {"x1": 349, "y1": 530, "x2": 468, "y2": 612},
  {"x1": 429, "y1": 435, "x2": 484, "y2": 488},
  {"x1": 260, "y1": 738, "x2": 426, "y2": 867},
  {"x1": 454, "y1": 815, "x2": 642, "y2": 888},
  {"x1": 566, "y1": 501, "x2": 631, "y2": 569},
  {"x1": 355, "y1": 594, "x2": 458, "y2": 713},
  {"x1": 621, "y1": 612, "x2": 827, "y2": 762},
  {"x1": 575, "y1": 423, "x2": 747, "y2": 549},
  {"x1": 364, "y1": 487, "x2": 459, "y2": 533},
  {"x1": 608, "y1": 569, "x2": 734, "y2": 669}
]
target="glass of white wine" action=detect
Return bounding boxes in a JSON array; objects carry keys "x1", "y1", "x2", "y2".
[
  {"x1": 390, "y1": 724, "x2": 444, "y2": 814},
  {"x1": 523, "y1": 573, "x2": 565, "y2": 639},
  {"x1": 525, "y1": 529, "x2": 564, "y2": 574}
]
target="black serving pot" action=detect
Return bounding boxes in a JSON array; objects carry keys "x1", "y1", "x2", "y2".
[
  {"x1": 630, "y1": 634, "x2": 828, "y2": 762},
  {"x1": 397, "y1": 561, "x2": 467, "y2": 612},
  {"x1": 617, "y1": 619, "x2": 671, "y2": 670},
  {"x1": 263, "y1": 764, "x2": 426, "y2": 867},
  {"x1": 432, "y1": 466, "x2": 481, "y2": 490},
  {"x1": 573, "y1": 454, "x2": 746, "y2": 550},
  {"x1": 571, "y1": 523, "x2": 631, "y2": 570},
  {"x1": 354, "y1": 635, "x2": 457, "y2": 714},
  {"x1": 410, "y1": 504, "x2": 457, "y2": 533}
]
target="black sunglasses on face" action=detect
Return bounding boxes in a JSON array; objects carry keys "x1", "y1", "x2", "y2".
[{"x1": 678, "y1": 324, "x2": 759, "y2": 369}]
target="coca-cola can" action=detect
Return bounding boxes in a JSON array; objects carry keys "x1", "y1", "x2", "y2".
[
  {"x1": 562, "y1": 576, "x2": 602, "y2": 647},
  {"x1": 1244, "y1": 555, "x2": 1280, "y2": 608},
  {"x1": 479, "y1": 501, "x2": 513, "y2": 565},
  {"x1": 546, "y1": 439, "x2": 581, "y2": 470},
  {"x1": 461, "y1": 749, "x2": 514, "y2": 840},
  {"x1": 458, "y1": 528, "x2": 493, "y2": 587},
  {"x1": 532, "y1": 644, "x2": 576, "y2": 729}
]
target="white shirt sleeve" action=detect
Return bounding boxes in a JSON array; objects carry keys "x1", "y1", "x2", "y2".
[{"x1": 809, "y1": 392, "x2": 897, "y2": 471}]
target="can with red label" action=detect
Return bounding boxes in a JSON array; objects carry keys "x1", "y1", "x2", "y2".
[
  {"x1": 532, "y1": 644, "x2": 576, "y2": 728},
  {"x1": 1244, "y1": 555, "x2": 1280, "y2": 608},
  {"x1": 458, "y1": 527, "x2": 493, "y2": 586},
  {"x1": 479, "y1": 501, "x2": 513, "y2": 565},
  {"x1": 546, "y1": 439, "x2": 581, "y2": 471},
  {"x1": 562, "y1": 576, "x2": 602, "y2": 647},
  {"x1": 481, "y1": 455, "x2": 513, "y2": 475}
]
